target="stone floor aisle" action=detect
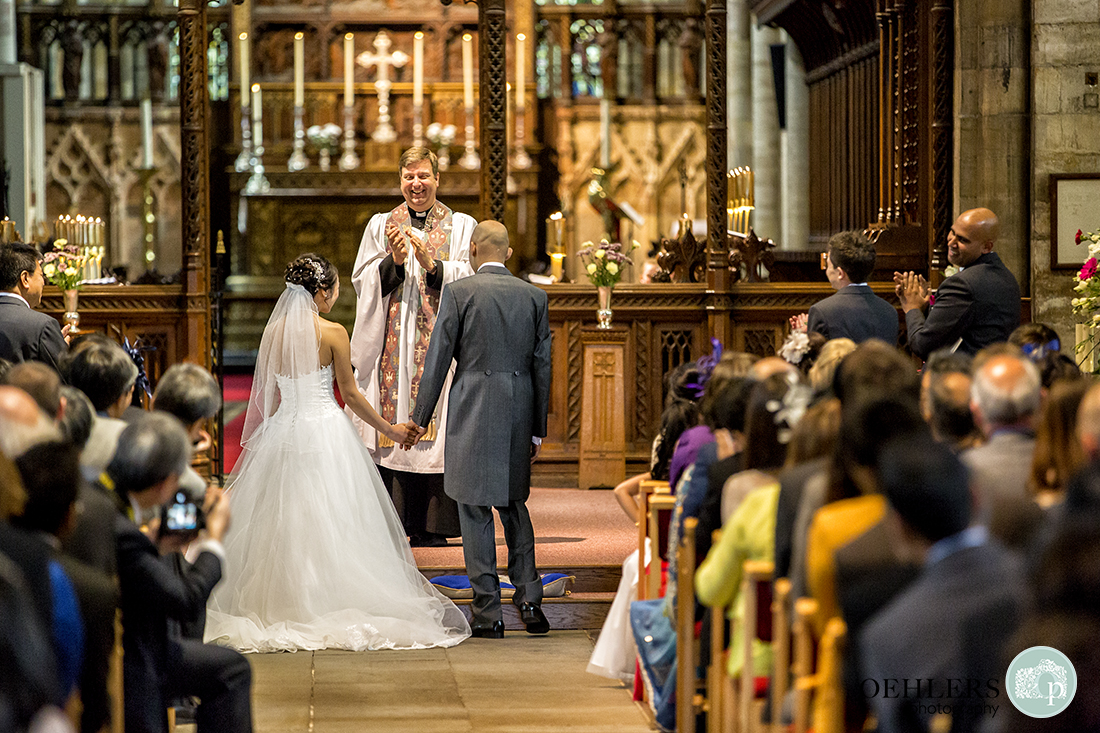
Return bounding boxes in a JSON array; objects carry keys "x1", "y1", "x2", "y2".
[{"x1": 243, "y1": 631, "x2": 652, "y2": 733}]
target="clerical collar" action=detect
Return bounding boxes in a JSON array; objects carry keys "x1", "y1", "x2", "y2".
[{"x1": 409, "y1": 207, "x2": 429, "y2": 231}]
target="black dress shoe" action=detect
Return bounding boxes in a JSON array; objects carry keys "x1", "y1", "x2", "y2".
[
  {"x1": 518, "y1": 602, "x2": 550, "y2": 634},
  {"x1": 470, "y1": 620, "x2": 505, "y2": 639}
]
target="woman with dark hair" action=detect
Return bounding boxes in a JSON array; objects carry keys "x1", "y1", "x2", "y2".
[{"x1": 206, "y1": 254, "x2": 470, "y2": 652}]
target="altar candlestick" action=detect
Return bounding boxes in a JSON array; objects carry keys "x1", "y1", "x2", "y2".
[
  {"x1": 413, "y1": 31, "x2": 424, "y2": 107},
  {"x1": 515, "y1": 34, "x2": 526, "y2": 111},
  {"x1": 293, "y1": 32, "x2": 304, "y2": 107},
  {"x1": 343, "y1": 33, "x2": 354, "y2": 108},
  {"x1": 140, "y1": 99, "x2": 154, "y2": 168},
  {"x1": 238, "y1": 33, "x2": 250, "y2": 109},
  {"x1": 251, "y1": 84, "x2": 262, "y2": 147},
  {"x1": 462, "y1": 33, "x2": 474, "y2": 110}
]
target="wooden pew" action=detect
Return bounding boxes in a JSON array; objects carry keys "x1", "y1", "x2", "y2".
[
  {"x1": 646, "y1": 493, "x2": 676, "y2": 599},
  {"x1": 676, "y1": 517, "x2": 701, "y2": 733},
  {"x1": 740, "y1": 560, "x2": 775, "y2": 733},
  {"x1": 771, "y1": 578, "x2": 792, "y2": 732},
  {"x1": 636, "y1": 480, "x2": 670, "y2": 602}
]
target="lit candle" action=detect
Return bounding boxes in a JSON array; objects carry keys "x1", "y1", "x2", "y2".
[
  {"x1": 294, "y1": 32, "x2": 304, "y2": 108},
  {"x1": 550, "y1": 253, "x2": 564, "y2": 283},
  {"x1": 141, "y1": 98, "x2": 154, "y2": 168},
  {"x1": 251, "y1": 84, "x2": 262, "y2": 146},
  {"x1": 344, "y1": 33, "x2": 354, "y2": 108},
  {"x1": 413, "y1": 31, "x2": 424, "y2": 108},
  {"x1": 462, "y1": 33, "x2": 474, "y2": 109},
  {"x1": 515, "y1": 33, "x2": 526, "y2": 112},
  {"x1": 238, "y1": 32, "x2": 250, "y2": 109}
]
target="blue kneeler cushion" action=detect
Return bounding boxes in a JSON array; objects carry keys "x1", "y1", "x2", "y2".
[{"x1": 430, "y1": 573, "x2": 575, "y2": 599}]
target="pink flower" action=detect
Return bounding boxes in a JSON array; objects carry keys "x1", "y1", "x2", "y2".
[
  {"x1": 1077, "y1": 229, "x2": 1084, "y2": 245},
  {"x1": 1081, "y1": 257, "x2": 1098, "y2": 282}
]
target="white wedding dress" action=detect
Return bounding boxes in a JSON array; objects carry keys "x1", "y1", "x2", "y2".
[{"x1": 205, "y1": 283, "x2": 470, "y2": 653}]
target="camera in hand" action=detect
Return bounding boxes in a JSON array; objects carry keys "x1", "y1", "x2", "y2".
[{"x1": 161, "y1": 489, "x2": 205, "y2": 538}]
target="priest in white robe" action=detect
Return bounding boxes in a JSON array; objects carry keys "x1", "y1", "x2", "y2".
[{"x1": 348, "y1": 147, "x2": 475, "y2": 546}]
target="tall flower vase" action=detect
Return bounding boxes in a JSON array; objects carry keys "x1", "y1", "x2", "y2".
[
  {"x1": 1077, "y1": 322, "x2": 1097, "y2": 373},
  {"x1": 63, "y1": 289, "x2": 81, "y2": 335},
  {"x1": 597, "y1": 285, "x2": 613, "y2": 329},
  {"x1": 319, "y1": 148, "x2": 332, "y2": 172}
]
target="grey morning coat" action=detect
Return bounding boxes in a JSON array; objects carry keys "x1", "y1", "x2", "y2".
[{"x1": 412, "y1": 266, "x2": 552, "y2": 507}]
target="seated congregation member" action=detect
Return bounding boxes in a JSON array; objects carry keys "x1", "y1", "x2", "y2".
[
  {"x1": 1029, "y1": 377, "x2": 1090, "y2": 509},
  {"x1": 895, "y1": 207, "x2": 1021, "y2": 358},
  {"x1": 861, "y1": 436, "x2": 1025, "y2": 733},
  {"x1": 152, "y1": 362, "x2": 222, "y2": 496},
  {"x1": 64, "y1": 338, "x2": 138, "y2": 483},
  {"x1": 784, "y1": 339, "x2": 921, "y2": 600},
  {"x1": 806, "y1": 231, "x2": 899, "y2": 344},
  {"x1": 963, "y1": 351, "x2": 1044, "y2": 548},
  {"x1": 15, "y1": 441, "x2": 117, "y2": 733},
  {"x1": 805, "y1": 337, "x2": 856, "y2": 396},
  {"x1": 2, "y1": 361, "x2": 66, "y2": 421},
  {"x1": 0, "y1": 243, "x2": 68, "y2": 371},
  {"x1": 919, "y1": 349, "x2": 982, "y2": 452},
  {"x1": 1008, "y1": 321, "x2": 1081, "y2": 388},
  {"x1": 107, "y1": 413, "x2": 252, "y2": 733},
  {"x1": 695, "y1": 374, "x2": 802, "y2": 681}
]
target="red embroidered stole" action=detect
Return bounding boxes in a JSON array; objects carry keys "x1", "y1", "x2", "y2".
[{"x1": 377, "y1": 202, "x2": 454, "y2": 426}]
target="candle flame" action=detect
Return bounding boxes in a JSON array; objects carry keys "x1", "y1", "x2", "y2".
[
  {"x1": 251, "y1": 83, "x2": 260, "y2": 93},
  {"x1": 295, "y1": 32, "x2": 303, "y2": 40},
  {"x1": 239, "y1": 32, "x2": 247, "y2": 41},
  {"x1": 415, "y1": 31, "x2": 424, "y2": 40},
  {"x1": 517, "y1": 33, "x2": 526, "y2": 42},
  {"x1": 463, "y1": 33, "x2": 472, "y2": 42},
  {"x1": 345, "y1": 33, "x2": 354, "y2": 41}
]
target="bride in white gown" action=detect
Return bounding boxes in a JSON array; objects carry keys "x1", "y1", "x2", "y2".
[{"x1": 205, "y1": 254, "x2": 471, "y2": 652}]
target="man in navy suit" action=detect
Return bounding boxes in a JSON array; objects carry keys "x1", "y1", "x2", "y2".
[
  {"x1": 895, "y1": 208, "x2": 1021, "y2": 358},
  {"x1": 807, "y1": 230, "x2": 899, "y2": 344},
  {"x1": 0, "y1": 243, "x2": 68, "y2": 371},
  {"x1": 860, "y1": 436, "x2": 1024, "y2": 733}
]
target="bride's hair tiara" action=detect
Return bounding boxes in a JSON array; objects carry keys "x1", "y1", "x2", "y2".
[{"x1": 285, "y1": 254, "x2": 334, "y2": 295}]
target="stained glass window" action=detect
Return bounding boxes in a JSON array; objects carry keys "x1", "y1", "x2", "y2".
[
  {"x1": 569, "y1": 18, "x2": 602, "y2": 97},
  {"x1": 535, "y1": 19, "x2": 561, "y2": 99}
]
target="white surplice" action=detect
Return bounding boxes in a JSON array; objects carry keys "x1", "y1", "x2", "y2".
[{"x1": 346, "y1": 209, "x2": 475, "y2": 473}]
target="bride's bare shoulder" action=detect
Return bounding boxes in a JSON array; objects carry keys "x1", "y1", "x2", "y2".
[{"x1": 316, "y1": 316, "x2": 350, "y2": 343}]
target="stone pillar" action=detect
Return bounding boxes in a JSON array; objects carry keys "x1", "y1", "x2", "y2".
[
  {"x1": 0, "y1": 0, "x2": 15, "y2": 65},
  {"x1": 727, "y1": 0, "x2": 752, "y2": 168},
  {"x1": 782, "y1": 32, "x2": 809, "y2": 250},
  {"x1": 954, "y1": 0, "x2": 1029, "y2": 289},
  {"x1": 751, "y1": 22, "x2": 781, "y2": 242}
]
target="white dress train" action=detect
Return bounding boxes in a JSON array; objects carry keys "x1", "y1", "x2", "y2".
[{"x1": 205, "y1": 364, "x2": 471, "y2": 652}]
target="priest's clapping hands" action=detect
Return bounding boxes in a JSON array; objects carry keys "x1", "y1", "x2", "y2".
[{"x1": 385, "y1": 221, "x2": 436, "y2": 273}]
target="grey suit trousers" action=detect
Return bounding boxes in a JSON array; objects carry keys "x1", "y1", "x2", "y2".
[{"x1": 457, "y1": 500, "x2": 542, "y2": 625}]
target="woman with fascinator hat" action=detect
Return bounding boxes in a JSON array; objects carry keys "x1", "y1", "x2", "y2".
[{"x1": 205, "y1": 254, "x2": 470, "y2": 652}]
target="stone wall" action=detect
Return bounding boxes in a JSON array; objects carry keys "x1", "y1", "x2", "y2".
[{"x1": 1029, "y1": 0, "x2": 1100, "y2": 349}]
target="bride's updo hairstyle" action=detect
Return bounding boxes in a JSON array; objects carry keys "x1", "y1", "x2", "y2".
[{"x1": 284, "y1": 253, "x2": 337, "y2": 296}]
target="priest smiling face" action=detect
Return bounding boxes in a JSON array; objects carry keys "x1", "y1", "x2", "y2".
[{"x1": 400, "y1": 158, "x2": 439, "y2": 213}]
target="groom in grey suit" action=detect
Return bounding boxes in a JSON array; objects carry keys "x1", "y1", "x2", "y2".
[{"x1": 407, "y1": 220, "x2": 553, "y2": 638}]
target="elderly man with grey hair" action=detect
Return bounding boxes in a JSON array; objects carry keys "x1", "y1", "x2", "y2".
[
  {"x1": 108, "y1": 412, "x2": 253, "y2": 733},
  {"x1": 962, "y1": 350, "x2": 1043, "y2": 548}
]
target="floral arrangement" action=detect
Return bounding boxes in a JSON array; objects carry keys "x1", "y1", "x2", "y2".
[
  {"x1": 425, "y1": 122, "x2": 457, "y2": 148},
  {"x1": 578, "y1": 239, "x2": 639, "y2": 287},
  {"x1": 306, "y1": 123, "x2": 342, "y2": 153},
  {"x1": 1072, "y1": 228, "x2": 1100, "y2": 366},
  {"x1": 42, "y1": 239, "x2": 86, "y2": 290}
]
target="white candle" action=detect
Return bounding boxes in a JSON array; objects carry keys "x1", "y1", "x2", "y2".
[
  {"x1": 294, "y1": 32, "x2": 304, "y2": 107},
  {"x1": 462, "y1": 33, "x2": 474, "y2": 109},
  {"x1": 140, "y1": 98, "x2": 154, "y2": 168},
  {"x1": 515, "y1": 33, "x2": 525, "y2": 111},
  {"x1": 413, "y1": 31, "x2": 424, "y2": 107},
  {"x1": 238, "y1": 32, "x2": 249, "y2": 109},
  {"x1": 251, "y1": 84, "x2": 262, "y2": 146},
  {"x1": 343, "y1": 33, "x2": 354, "y2": 108}
]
